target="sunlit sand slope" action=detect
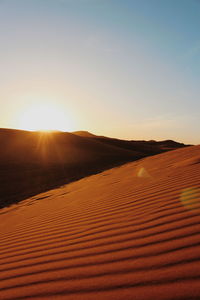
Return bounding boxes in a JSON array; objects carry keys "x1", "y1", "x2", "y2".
[{"x1": 0, "y1": 145, "x2": 200, "y2": 300}]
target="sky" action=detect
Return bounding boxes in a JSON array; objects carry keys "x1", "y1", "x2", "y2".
[{"x1": 0, "y1": 0, "x2": 199, "y2": 144}]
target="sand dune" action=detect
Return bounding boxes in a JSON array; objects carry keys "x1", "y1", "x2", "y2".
[
  {"x1": 0, "y1": 145, "x2": 200, "y2": 299},
  {"x1": 73, "y1": 130, "x2": 188, "y2": 156},
  {"x1": 0, "y1": 129, "x2": 186, "y2": 208}
]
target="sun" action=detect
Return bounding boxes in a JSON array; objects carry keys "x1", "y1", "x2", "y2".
[{"x1": 18, "y1": 102, "x2": 73, "y2": 132}]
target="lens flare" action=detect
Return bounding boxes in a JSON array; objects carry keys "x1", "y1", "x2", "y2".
[
  {"x1": 136, "y1": 167, "x2": 152, "y2": 179},
  {"x1": 180, "y1": 187, "x2": 200, "y2": 210}
]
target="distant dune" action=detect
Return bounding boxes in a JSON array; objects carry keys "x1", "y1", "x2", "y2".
[
  {"x1": 0, "y1": 144, "x2": 200, "y2": 299},
  {"x1": 72, "y1": 130, "x2": 98, "y2": 138},
  {"x1": 73, "y1": 131, "x2": 188, "y2": 155},
  {"x1": 0, "y1": 128, "x2": 188, "y2": 208}
]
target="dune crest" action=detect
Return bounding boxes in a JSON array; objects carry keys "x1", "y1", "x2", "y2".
[{"x1": 0, "y1": 145, "x2": 200, "y2": 299}]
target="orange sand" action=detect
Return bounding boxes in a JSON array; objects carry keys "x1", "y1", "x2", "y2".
[{"x1": 0, "y1": 145, "x2": 200, "y2": 299}]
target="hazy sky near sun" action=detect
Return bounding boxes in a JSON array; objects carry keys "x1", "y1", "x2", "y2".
[{"x1": 0, "y1": 0, "x2": 199, "y2": 143}]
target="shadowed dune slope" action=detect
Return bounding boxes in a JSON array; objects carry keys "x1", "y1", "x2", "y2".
[
  {"x1": 0, "y1": 129, "x2": 141, "y2": 208},
  {"x1": 0, "y1": 145, "x2": 200, "y2": 300}
]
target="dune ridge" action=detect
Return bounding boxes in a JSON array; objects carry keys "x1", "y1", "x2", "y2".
[{"x1": 0, "y1": 145, "x2": 200, "y2": 299}]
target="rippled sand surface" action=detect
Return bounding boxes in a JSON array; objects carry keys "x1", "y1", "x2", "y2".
[{"x1": 0, "y1": 145, "x2": 200, "y2": 300}]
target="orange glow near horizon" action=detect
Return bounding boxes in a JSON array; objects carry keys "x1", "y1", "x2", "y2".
[{"x1": 17, "y1": 101, "x2": 75, "y2": 132}]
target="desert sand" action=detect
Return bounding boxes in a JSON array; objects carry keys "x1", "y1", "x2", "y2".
[{"x1": 0, "y1": 145, "x2": 200, "y2": 299}]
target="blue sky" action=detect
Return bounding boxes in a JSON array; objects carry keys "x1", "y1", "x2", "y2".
[{"x1": 0, "y1": 0, "x2": 199, "y2": 143}]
